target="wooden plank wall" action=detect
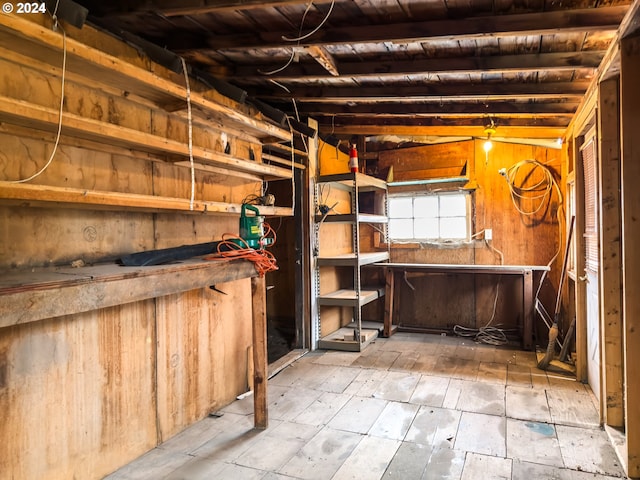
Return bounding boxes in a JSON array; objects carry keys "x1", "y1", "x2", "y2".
[
  {"x1": 620, "y1": 32, "x2": 640, "y2": 479},
  {"x1": 376, "y1": 140, "x2": 562, "y2": 337},
  {"x1": 0, "y1": 19, "x2": 265, "y2": 480}
]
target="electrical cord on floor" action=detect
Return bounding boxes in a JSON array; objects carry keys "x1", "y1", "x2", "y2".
[{"x1": 453, "y1": 242, "x2": 508, "y2": 346}]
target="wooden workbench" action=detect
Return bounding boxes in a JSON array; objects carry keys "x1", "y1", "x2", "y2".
[
  {"x1": 0, "y1": 258, "x2": 269, "y2": 429},
  {"x1": 376, "y1": 263, "x2": 550, "y2": 350}
]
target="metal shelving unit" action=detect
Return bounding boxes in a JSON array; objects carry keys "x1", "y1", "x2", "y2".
[{"x1": 314, "y1": 172, "x2": 389, "y2": 351}]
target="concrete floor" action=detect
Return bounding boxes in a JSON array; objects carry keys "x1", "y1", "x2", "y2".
[{"x1": 106, "y1": 333, "x2": 626, "y2": 480}]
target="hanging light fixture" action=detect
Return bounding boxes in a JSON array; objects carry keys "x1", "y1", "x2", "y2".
[{"x1": 483, "y1": 119, "x2": 497, "y2": 153}]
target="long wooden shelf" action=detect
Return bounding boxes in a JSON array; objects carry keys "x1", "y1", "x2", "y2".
[
  {"x1": 0, "y1": 95, "x2": 292, "y2": 181},
  {"x1": 0, "y1": 258, "x2": 258, "y2": 328},
  {"x1": 0, "y1": 182, "x2": 293, "y2": 216},
  {"x1": 0, "y1": 14, "x2": 289, "y2": 142}
]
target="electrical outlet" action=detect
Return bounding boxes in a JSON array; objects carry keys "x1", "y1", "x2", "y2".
[{"x1": 485, "y1": 228, "x2": 493, "y2": 241}]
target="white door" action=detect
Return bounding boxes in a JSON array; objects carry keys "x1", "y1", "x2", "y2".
[{"x1": 581, "y1": 134, "x2": 600, "y2": 401}]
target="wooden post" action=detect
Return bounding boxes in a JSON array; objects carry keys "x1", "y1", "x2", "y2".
[
  {"x1": 620, "y1": 33, "x2": 640, "y2": 478},
  {"x1": 251, "y1": 275, "x2": 268, "y2": 429},
  {"x1": 383, "y1": 268, "x2": 395, "y2": 337},
  {"x1": 597, "y1": 76, "x2": 624, "y2": 428},
  {"x1": 522, "y1": 270, "x2": 533, "y2": 351}
]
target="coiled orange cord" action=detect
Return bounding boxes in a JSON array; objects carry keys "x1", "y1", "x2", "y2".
[{"x1": 205, "y1": 222, "x2": 278, "y2": 277}]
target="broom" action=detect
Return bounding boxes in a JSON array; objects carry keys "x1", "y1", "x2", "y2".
[{"x1": 538, "y1": 216, "x2": 575, "y2": 370}]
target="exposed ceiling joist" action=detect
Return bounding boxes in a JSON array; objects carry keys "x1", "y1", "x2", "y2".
[
  {"x1": 145, "y1": 0, "x2": 335, "y2": 17},
  {"x1": 257, "y1": 81, "x2": 591, "y2": 103},
  {"x1": 304, "y1": 45, "x2": 340, "y2": 76},
  {"x1": 301, "y1": 102, "x2": 579, "y2": 116},
  {"x1": 324, "y1": 124, "x2": 567, "y2": 139},
  {"x1": 162, "y1": 6, "x2": 626, "y2": 52},
  {"x1": 233, "y1": 51, "x2": 604, "y2": 81}
]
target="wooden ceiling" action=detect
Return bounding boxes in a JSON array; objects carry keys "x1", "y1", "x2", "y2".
[{"x1": 75, "y1": 0, "x2": 633, "y2": 140}]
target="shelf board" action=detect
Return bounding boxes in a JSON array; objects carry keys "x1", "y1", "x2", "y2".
[
  {"x1": 0, "y1": 182, "x2": 294, "y2": 216},
  {"x1": 0, "y1": 14, "x2": 289, "y2": 142},
  {"x1": 317, "y1": 172, "x2": 387, "y2": 192},
  {"x1": 263, "y1": 142, "x2": 308, "y2": 158},
  {"x1": 0, "y1": 258, "x2": 257, "y2": 328},
  {"x1": 316, "y1": 213, "x2": 388, "y2": 224},
  {"x1": 262, "y1": 153, "x2": 306, "y2": 170},
  {"x1": 318, "y1": 288, "x2": 384, "y2": 307},
  {"x1": 0, "y1": 95, "x2": 293, "y2": 181},
  {"x1": 318, "y1": 327, "x2": 379, "y2": 352},
  {"x1": 318, "y1": 251, "x2": 390, "y2": 266}
]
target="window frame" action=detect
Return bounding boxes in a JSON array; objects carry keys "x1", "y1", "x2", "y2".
[{"x1": 387, "y1": 190, "x2": 473, "y2": 243}]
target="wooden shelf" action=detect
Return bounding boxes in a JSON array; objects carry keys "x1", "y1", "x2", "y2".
[
  {"x1": 0, "y1": 182, "x2": 294, "y2": 216},
  {"x1": 0, "y1": 95, "x2": 293, "y2": 181},
  {"x1": 317, "y1": 287, "x2": 384, "y2": 307},
  {"x1": 262, "y1": 153, "x2": 306, "y2": 170},
  {"x1": 317, "y1": 172, "x2": 388, "y2": 192},
  {"x1": 318, "y1": 251, "x2": 390, "y2": 267},
  {"x1": 0, "y1": 14, "x2": 289, "y2": 142},
  {"x1": 318, "y1": 325, "x2": 379, "y2": 352},
  {"x1": 0, "y1": 258, "x2": 258, "y2": 328}
]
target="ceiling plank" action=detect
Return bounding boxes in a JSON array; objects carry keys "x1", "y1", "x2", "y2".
[
  {"x1": 231, "y1": 51, "x2": 605, "y2": 81},
  {"x1": 160, "y1": 6, "x2": 628, "y2": 51},
  {"x1": 256, "y1": 81, "x2": 591, "y2": 102}
]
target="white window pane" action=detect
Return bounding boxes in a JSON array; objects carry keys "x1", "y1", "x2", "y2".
[
  {"x1": 414, "y1": 217, "x2": 439, "y2": 239},
  {"x1": 389, "y1": 218, "x2": 413, "y2": 239},
  {"x1": 388, "y1": 197, "x2": 412, "y2": 218},
  {"x1": 440, "y1": 194, "x2": 466, "y2": 217},
  {"x1": 414, "y1": 196, "x2": 438, "y2": 218},
  {"x1": 440, "y1": 217, "x2": 467, "y2": 239}
]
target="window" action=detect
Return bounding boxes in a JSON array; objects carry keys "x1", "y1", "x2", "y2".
[{"x1": 388, "y1": 192, "x2": 471, "y2": 242}]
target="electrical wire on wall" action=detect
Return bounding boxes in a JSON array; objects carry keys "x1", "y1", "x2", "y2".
[
  {"x1": 180, "y1": 57, "x2": 196, "y2": 211},
  {"x1": 500, "y1": 159, "x2": 565, "y2": 301},
  {"x1": 8, "y1": 3, "x2": 66, "y2": 183}
]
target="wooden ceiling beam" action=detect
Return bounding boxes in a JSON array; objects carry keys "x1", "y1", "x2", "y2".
[
  {"x1": 297, "y1": 101, "x2": 579, "y2": 116},
  {"x1": 321, "y1": 124, "x2": 567, "y2": 139},
  {"x1": 257, "y1": 81, "x2": 590, "y2": 103},
  {"x1": 232, "y1": 51, "x2": 604, "y2": 81},
  {"x1": 305, "y1": 46, "x2": 340, "y2": 76},
  {"x1": 162, "y1": 6, "x2": 627, "y2": 51},
  {"x1": 151, "y1": 0, "x2": 335, "y2": 17}
]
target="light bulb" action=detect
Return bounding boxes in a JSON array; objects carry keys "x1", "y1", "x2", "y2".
[{"x1": 483, "y1": 139, "x2": 493, "y2": 152}]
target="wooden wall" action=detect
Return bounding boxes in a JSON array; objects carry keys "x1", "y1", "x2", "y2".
[
  {"x1": 372, "y1": 139, "x2": 563, "y2": 339},
  {"x1": 0, "y1": 16, "x2": 269, "y2": 479}
]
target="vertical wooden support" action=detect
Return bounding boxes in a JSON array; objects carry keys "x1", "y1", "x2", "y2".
[
  {"x1": 383, "y1": 268, "x2": 395, "y2": 337},
  {"x1": 573, "y1": 134, "x2": 588, "y2": 383},
  {"x1": 621, "y1": 33, "x2": 640, "y2": 478},
  {"x1": 597, "y1": 76, "x2": 624, "y2": 428},
  {"x1": 251, "y1": 275, "x2": 268, "y2": 429},
  {"x1": 522, "y1": 270, "x2": 533, "y2": 351}
]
